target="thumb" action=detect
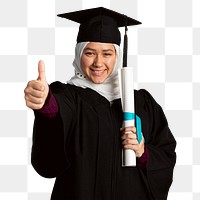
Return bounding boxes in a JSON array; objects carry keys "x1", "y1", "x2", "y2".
[{"x1": 37, "y1": 60, "x2": 46, "y2": 81}]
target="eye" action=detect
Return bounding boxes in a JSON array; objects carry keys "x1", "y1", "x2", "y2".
[
  {"x1": 84, "y1": 51, "x2": 95, "y2": 56},
  {"x1": 104, "y1": 53, "x2": 113, "y2": 57}
]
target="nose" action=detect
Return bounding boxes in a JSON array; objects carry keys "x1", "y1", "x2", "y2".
[{"x1": 93, "y1": 54, "x2": 103, "y2": 68}]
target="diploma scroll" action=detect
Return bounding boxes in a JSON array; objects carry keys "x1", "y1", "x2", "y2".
[{"x1": 119, "y1": 67, "x2": 142, "y2": 167}]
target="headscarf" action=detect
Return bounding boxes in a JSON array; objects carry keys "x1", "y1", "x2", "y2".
[{"x1": 68, "y1": 42, "x2": 122, "y2": 102}]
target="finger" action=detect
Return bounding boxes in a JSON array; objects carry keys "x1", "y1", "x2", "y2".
[
  {"x1": 28, "y1": 80, "x2": 45, "y2": 91},
  {"x1": 25, "y1": 94, "x2": 44, "y2": 105},
  {"x1": 121, "y1": 132, "x2": 137, "y2": 140},
  {"x1": 127, "y1": 133, "x2": 137, "y2": 139},
  {"x1": 26, "y1": 100, "x2": 43, "y2": 110},
  {"x1": 121, "y1": 129, "x2": 137, "y2": 136},
  {"x1": 121, "y1": 126, "x2": 136, "y2": 134},
  {"x1": 124, "y1": 126, "x2": 136, "y2": 133},
  {"x1": 37, "y1": 60, "x2": 46, "y2": 81},
  {"x1": 26, "y1": 87, "x2": 45, "y2": 98},
  {"x1": 122, "y1": 138, "x2": 139, "y2": 145},
  {"x1": 120, "y1": 126, "x2": 135, "y2": 131}
]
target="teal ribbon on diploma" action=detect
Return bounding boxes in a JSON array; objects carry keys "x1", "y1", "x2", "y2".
[{"x1": 123, "y1": 112, "x2": 143, "y2": 143}]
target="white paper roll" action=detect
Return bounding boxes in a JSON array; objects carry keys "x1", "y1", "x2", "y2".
[{"x1": 119, "y1": 67, "x2": 136, "y2": 167}]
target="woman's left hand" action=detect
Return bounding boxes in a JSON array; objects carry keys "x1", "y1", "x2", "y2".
[{"x1": 121, "y1": 126, "x2": 145, "y2": 158}]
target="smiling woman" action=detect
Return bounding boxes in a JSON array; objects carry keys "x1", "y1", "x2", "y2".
[
  {"x1": 67, "y1": 41, "x2": 122, "y2": 102},
  {"x1": 24, "y1": 7, "x2": 176, "y2": 200},
  {"x1": 81, "y1": 42, "x2": 116, "y2": 84}
]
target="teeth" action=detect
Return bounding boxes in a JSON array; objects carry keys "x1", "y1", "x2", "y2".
[
  {"x1": 91, "y1": 69, "x2": 105, "y2": 76},
  {"x1": 94, "y1": 71, "x2": 103, "y2": 75},
  {"x1": 94, "y1": 70, "x2": 103, "y2": 72}
]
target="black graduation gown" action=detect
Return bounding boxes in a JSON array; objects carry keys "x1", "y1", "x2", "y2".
[{"x1": 31, "y1": 81, "x2": 176, "y2": 200}]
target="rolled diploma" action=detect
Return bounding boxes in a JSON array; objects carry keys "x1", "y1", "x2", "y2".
[{"x1": 119, "y1": 67, "x2": 136, "y2": 167}]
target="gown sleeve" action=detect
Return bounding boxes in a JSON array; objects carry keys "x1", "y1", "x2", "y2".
[
  {"x1": 139, "y1": 89, "x2": 177, "y2": 200},
  {"x1": 34, "y1": 86, "x2": 59, "y2": 118},
  {"x1": 31, "y1": 82, "x2": 75, "y2": 178}
]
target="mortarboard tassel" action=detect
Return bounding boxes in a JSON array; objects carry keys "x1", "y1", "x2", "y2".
[{"x1": 123, "y1": 15, "x2": 128, "y2": 68}]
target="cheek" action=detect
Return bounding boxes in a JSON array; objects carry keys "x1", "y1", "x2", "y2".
[
  {"x1": 108, "y1": 57, "x2": 116, "y2": 71},
  {"x1": 80, "y1": 57, "x2": 89, "y2": 72},
  {"x1": 81, "y1": 56, "x2": 93, "y2": 67}
]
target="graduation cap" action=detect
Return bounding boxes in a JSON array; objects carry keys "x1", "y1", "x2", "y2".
[{"x1": 57, "y1": 7, "x2": 141, "y2": 67}]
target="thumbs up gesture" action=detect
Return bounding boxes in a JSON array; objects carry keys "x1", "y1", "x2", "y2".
[{"x1": 24, "y1": 60, "x2": 49, "y2": 110}]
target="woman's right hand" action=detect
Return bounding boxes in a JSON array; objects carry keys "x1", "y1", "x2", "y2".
[{"x1": 24, "y1": 60, "x2": 49, "y2": 110}]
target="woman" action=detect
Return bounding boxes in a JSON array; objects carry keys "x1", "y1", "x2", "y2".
[{"x1": 24, "y1": 7, "x2": 176, "y2": 200}]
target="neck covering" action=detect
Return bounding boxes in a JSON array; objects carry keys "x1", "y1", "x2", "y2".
[{"x1": 68, "y1": 42, "x2": 122, "y2": 102}]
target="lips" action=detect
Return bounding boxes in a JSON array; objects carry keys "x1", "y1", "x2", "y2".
[{"x1": 90, "y1": 69, "x2": 107, "y2": 77}]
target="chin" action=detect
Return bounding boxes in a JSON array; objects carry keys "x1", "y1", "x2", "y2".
[
  {"x1": 89, "y1": 76, "x2": 106, "y2": 84},
  {"x1": 92, "y1": 79, "x2": 105, "y2": 84}
]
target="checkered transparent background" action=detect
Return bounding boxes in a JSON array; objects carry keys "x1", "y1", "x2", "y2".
[{"x1": 0, "y1": 0, "x2": 200, "y2": 199}]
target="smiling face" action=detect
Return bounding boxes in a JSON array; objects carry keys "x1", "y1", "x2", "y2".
[{"x1": 80, "y1": 42, "x2": 116, "y2": 84}]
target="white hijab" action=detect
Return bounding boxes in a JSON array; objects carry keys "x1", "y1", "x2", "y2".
[{"x1": 68, "y1": 42, "x2": 122, "y2": 102}]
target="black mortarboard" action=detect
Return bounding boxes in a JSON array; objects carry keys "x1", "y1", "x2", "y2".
[
  {"x1": 57, "y1": 7, "x2": 141, "y2": 67},
  {"x1": 57, "y1": 7, "x2": 141, "y2": 45}
]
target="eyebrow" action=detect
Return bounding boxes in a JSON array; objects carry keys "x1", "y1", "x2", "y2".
[{"x1": 83, "y1": 47, "x2": 114, "y2": 52}]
